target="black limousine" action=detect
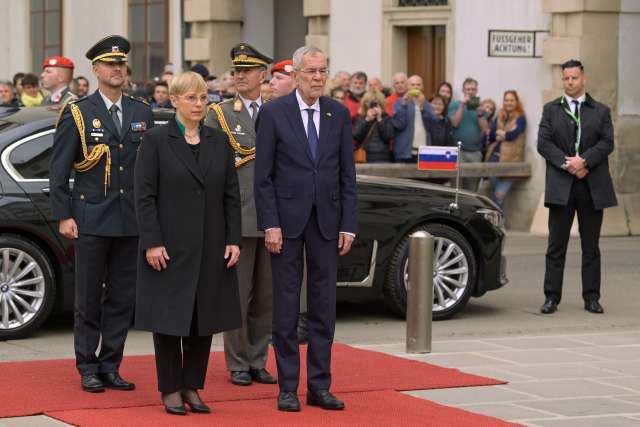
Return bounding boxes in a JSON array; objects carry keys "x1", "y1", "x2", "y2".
[{"x1": 0, "y1": 106, "x2": 507, "y2": 340}]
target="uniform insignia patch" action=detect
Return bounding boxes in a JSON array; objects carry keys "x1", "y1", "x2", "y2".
[
  {"x1": 326, "y1": 112, "x2": 332, "y2": 117},
  {"x1": 233, "y1": 99, "x2": 243, "y2": 112},
  {"x1": 235, "y1": 124, "x2": 242, "y2": 132},
  {"x1": 131, "y1": 122, "x2": 147, "y2": 132},
  {"x1": 92, "y1": 118, "x2": 101, "y2": 128}
]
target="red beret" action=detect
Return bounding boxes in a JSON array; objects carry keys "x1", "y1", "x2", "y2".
[
  {"x1": 42, "y1": 55, "x2": 75, "y2": 69},
  {"x1": 271, "y1": 60, "x2": 294, "y2": 76}
]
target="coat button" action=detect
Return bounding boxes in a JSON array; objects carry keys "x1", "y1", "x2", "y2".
[
  {"x1": 120, "y1": 189, "x2": 124, "y2": 194},
  {"x1": 119, "y1": 144, "x2": 124, "y2": 149},
  {"x1": 80, "y1": 194, "x2": 85, "y2": 200},
  {"x1": 119, "y1": 166, "x2": 124, "y2": 171}
]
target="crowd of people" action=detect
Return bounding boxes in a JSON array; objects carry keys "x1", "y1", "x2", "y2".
[{"x1": 1, "y1": 54, "x2": 528, "y2": 210}]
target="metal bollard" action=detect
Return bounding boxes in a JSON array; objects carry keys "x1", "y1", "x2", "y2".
[{"x1": 406, "y1": 231, "x2": 434, "y2": 353}]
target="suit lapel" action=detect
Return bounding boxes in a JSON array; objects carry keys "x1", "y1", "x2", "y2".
[
  {"x1": 120, "y1": 96, "x2": 134, "y2": 140},
  {"x1": 317, "y1": 97, "x2": 332, "y2": 165},
  {"x1": 198, "y1": 125, "x2": 213, "y2": 179},
  {"x1": 284, "y1": 92, "x2": 314, "y2": 164},
  {"x1": 89, "y1": 91, "x2": 119, "y2": 139},
  {"x1": 167, "y1": 119, "x2": 204, "y2": 186}
]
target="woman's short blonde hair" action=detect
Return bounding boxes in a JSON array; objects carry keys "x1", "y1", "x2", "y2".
[{"x1": 169, "y1": 71, "x2": 207, "y2": 96}]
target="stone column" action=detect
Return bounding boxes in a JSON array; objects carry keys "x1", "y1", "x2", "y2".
[
  {"x1": 303, "y1": 0, "x2": 330, "y2": 56},
  {"x1": 530, "y1": 0, "x2": 640, "y2": 236},
  {"x1": 183, "y1": 0, "x2": 244, "y2": 78}
]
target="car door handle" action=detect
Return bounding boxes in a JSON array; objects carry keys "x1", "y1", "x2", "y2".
[{"x1": 41, "y1": 187, "x2": 50, "y2": 195}]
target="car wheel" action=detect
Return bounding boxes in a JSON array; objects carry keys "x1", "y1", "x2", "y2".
[
  {"x1": 384, "y1": 224, "x2": 477, "y2": 320},
  {"x1": 0, "y1": 235, "x2": 56, "y2": 340}
]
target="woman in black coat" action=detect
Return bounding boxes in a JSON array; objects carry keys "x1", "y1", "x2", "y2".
[
  {"x1": 353, "y1": 90, "x2": 395, "y2": 163},
  {"x1": 134, "y1": 71, "x2": 242, "y2": 415}
]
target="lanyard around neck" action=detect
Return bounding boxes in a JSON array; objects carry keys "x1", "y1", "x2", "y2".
[{"x1": 561, "y1": 97, "x2": 581, "y2": 154}]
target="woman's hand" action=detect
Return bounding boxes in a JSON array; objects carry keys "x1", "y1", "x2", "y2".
[
  {"x1": 225, "y1": 245, "x2": 240, "y2": 268},
  {"x1": 496, "y1": 129, "x2": 506, "y2": 142},
  {"x1": 146, "y1": 246, "x2": 170, "y2": 271},
  {"x1": 365, "y1": 107, "x2": 377, "y2": 122}
]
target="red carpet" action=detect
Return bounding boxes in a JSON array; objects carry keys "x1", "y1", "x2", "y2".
[
  {"x1": 46, "y1": 390, "x2": 518, "y2": 427},
  {"x1": 0, "y1": 343, "x2": 505, "y2": 420}
]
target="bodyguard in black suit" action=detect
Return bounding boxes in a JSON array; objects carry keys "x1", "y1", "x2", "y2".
[
  {"x1": 537, "y1": 59, "x2": 616, "y2": 315},
  {"x1": 255, "y1": 46, "x2": 357, "y2": 412},
  {"x1": 49, "y1": 36, "x2": 153, "y2": 392}
]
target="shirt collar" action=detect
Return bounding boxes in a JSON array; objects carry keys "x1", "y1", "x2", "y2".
[
  {"x1": 99, "y1": 90, "x2": 123, "y2": 111},
  {"x1": 295, "y1": 90, "x2": 320, "y2": 112},
  {"x1": 238, "y1": 94, "x2": 262, "y2": 112},
  {"x1": 51, "y1": 86, "x2": 67, "y2": 102},
  {"x1": 564, "y1": 93, "x2": 586, "y2": 105}
]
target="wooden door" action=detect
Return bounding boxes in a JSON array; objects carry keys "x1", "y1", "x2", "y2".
[{"x1": 407, "y1": 25, "x2": 446, "y2": 98}]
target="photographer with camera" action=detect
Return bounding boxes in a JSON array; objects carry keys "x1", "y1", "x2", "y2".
[
  {"x1": 353, "y1": 90, "x2": 395, "y2": 163},
  {"x1": 447, "y1": 77, "x2": 490, "y2": 191},
  {"x1": 391, "y1": 74, "x2": 434, "y2": 162}
]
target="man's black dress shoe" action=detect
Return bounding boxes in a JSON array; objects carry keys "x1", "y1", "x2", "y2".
[
  {"x1": 100, "y1": 372, "x2": 135, "y2": 390},
  {"x1": 307, "y1": 390, "x2": 345, "y2": 410},
  {"x1": 180, "y1": 390, "x2": 211, "y2": 413},
  {"x1": 230, "y1": 371, "x2": 252, "y2": 386},
  {"x1": 540, "y1": 299, "x2": 558, "y2": 314},
  {"x1": 250, "y1": 368, "x2": 277, "y2": 384},
  {"x1": 278, "y1": 392, "x2": 301, "y2": 412},
  {"x1": 585, "y1": 300, "x2": 604, "y2": 313},
  {"x1": 162, "y1": 393, "x2": 187, "y2": 416},
  {"x1": 81, "y1": 374, "x2": 105, "y2": 393}
]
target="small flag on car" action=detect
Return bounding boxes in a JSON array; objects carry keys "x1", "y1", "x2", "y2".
[{"x1": 417, "y1": 146, "x2": 459, "y2": 171}]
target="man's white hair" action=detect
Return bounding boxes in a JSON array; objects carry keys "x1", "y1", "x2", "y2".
[{"x1": 292, "y1": 46, "x2": 325, "y2": 71}]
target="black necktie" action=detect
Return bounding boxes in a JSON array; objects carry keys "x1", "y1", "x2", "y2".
[
  {"x1": 572, "y1": 100, "x2": 580, "y2": 119},
  {"x1": 110, "y1": 104, "x2": 122, "y2": 136},
  {"x1": 306, "y1": 108, "x2": 318, "y2": 160}
]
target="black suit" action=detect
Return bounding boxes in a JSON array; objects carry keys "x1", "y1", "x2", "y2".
[
  {"x1": 537, "y1": 94, "x2": 616, "y2": 303},
  {"x1": 134, "y1": 119, "x2": 242, "y2": 392},
  {"x1": 49, "y1": 90, "x2": 153, "y2": 375},
  {"x1": 255, "y1": 91, "x2": 357, "y2": 392}
]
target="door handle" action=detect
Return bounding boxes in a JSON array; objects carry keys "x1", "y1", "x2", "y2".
[{"x1": 41, "y1": 187, "x2": 50, "y2": 195}]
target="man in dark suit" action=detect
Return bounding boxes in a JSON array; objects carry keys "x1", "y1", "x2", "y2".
[
  {"x1": 255, "y1": 46, "x2": 357, "y2": 412},
  {"x1": 537, "y1": 59, "x2": 616, "y2": 315},
  {"x1": 49, "y1": 35, "x2": 153, "y2": 392}
]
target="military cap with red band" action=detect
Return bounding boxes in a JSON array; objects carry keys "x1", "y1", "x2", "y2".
[
  {"x1": 271, "y1": 60, "x2": 294, "y2": 76},
  {"x1": 42, "y1": 55, "x2": 75, "y2": 69}
]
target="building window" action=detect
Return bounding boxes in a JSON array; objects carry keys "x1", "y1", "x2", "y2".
[
  {"x1": 128, "y1": 0, "x2": 168, "y2": 83},
  {"x1": 30, "y1": 0, "x2": 62, "y2": 72},
  {"x1": 398, "y1": 0, "x2": 448, "y2": 6}
]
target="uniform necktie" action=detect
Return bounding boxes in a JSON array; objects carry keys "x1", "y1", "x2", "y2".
[
  {"x1": 110, "y1": 104, "x2": 122, "y2": 136},
  {"x1": 250, "y1": 101, "x2": 259, "y2": 123},
  {"x1": 306, "y1": 108, "x2": 318, "y2": 160}
]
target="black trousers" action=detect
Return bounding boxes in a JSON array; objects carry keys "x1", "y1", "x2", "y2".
[
  {"x1": 153, "y1": 305, "x2": 213, "y2": 393},
  {"x1": 74, "y1": 234, "x2": 137, "y2": 375},
  {"x1": 543, "y1": 179, "x2": 603, "y2": 303},
  {"x1": 271, "y1": 208, "x2": 338, "y2": 392}
]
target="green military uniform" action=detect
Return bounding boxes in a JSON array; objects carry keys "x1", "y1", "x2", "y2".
[{"x1": 204, "y1": 43, "x2": 276, "y2": 384}]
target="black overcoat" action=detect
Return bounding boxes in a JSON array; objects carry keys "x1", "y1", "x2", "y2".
[
  {"x1": 134, "y1": 119, "x2": 242, "y2": 336},
  {"x1": 537, "y1": 93, "x2": 617, "y2": 210}
]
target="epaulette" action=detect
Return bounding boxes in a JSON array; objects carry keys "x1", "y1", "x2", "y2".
[
  {"x1": 55, "y1": 97, "x2": 81, "y2": 128},
  {"x1": 217, "y1": 98, "x2": 234, "y2": 105}
]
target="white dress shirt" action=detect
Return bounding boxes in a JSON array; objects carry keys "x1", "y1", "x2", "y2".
[
  {"x1": 564, "y1": 93, "x2": 586, "y2": 115},
  {"x1": 295, "y1": 89, "x2": 320, "y2": 138},
  {"x1": 99, "y1": 90, "x2": 123, "y2": 125},
  {"x1": 238, "y1": 94, "x2": 263, "y2": 119}
]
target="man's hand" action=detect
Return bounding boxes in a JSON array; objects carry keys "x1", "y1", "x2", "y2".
[
  {"x1": 575, "y1": 168, "x2": 589, "y2": 179},
  {"x1": 415, "y1": 92, "x2": 426, "y2": 108},
  {"x1": 338, "y1": 233, "x2": 355, "y2": 256},
  {"x1": 564, "y1": 156, "x2": 586, "y2": 175},
  {"x1": 59, "y1": 218, "x2": 78, "y2": 239},
  {"x1": 265, "y1": 228, "x2": 283, "y2": 254},
  {"x1": 146, "y1": 246, "x2": 170, "y2": 271},
  {"x1": 224, "y1": 245, "x2": 240, "y2": 268}
]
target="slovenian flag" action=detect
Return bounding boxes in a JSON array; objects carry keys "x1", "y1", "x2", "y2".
[{"x1": 417, "y1": 146, "x2": 459, "y2": 171}]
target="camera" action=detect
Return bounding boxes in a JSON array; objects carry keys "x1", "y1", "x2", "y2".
[
  {"x1": 368, "y1": 101, "x2": 380, "y2": 109},
  {"x1": 466, "y1": 96, "x2": 480, "y2": 110}
]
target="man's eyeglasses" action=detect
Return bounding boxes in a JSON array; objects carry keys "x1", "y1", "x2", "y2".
[
  {"x1": 180, "y1": 94, "x2": 208, "y2": 105},
  {"x1": 299, "y1": 68, "x2": 329, "y2": 77}
]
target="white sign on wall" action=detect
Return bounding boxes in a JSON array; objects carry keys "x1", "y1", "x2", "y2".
[{"x1": 488, "y1": 30, "x2": 539, "y2": 58}]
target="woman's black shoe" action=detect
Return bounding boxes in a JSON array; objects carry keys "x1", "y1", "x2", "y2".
[
  {"x1": 162, "y1": 392, "x2": 187, "y2": 416},
  {"x1": 181, "y1": 390, "x2": 211, "y2": 413}
]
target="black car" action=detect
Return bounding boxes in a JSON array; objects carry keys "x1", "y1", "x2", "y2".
[{"x1": 0, "y1": 106, "x2": 507, "y2": 340}]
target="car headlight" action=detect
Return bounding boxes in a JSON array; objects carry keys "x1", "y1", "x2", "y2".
[{"x1": 477, "y1": 208, "x2": 505, "y2": 229}]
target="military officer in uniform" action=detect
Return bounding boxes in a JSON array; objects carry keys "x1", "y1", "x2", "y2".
[
  {"x1": 49, "y1": 35, "x2": 154, "y2": 393},
  {"x1": 205, "y1": 43, "x2": 277, "y2": 387},
  {"x1": 40, "y1": 55, "x2": 77, "y2": 106}
]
